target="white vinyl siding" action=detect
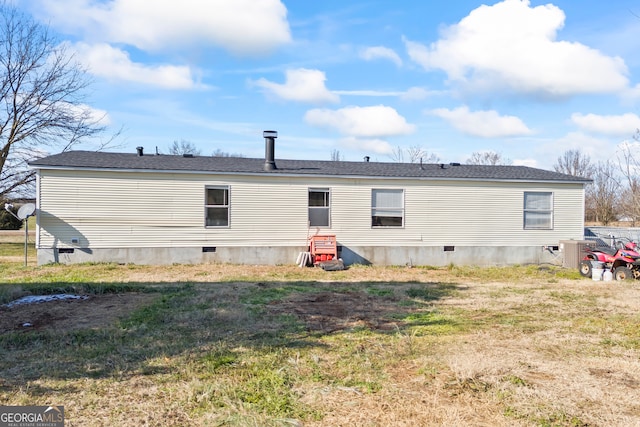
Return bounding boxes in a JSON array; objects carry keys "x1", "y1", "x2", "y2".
[{"x1": 35, "y1": 169, "x2": 585, "y2": 250}]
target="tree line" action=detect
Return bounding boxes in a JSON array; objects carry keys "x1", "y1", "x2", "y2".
[
  {"x1": 0, "y1": 2, "x2": 635, "y2": 227},
  {"x1": 552, "y1": 137, "x2": 640, "y2": 226}
]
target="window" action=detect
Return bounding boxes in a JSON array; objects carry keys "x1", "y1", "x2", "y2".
[
  {"x1": 372, "y1": 189, "x2": 404, "y2": 227},
  {"x1": 309, "y1": 188, "x2": 330, "y2": 227},
  {"x1": 523, "y1": 191, "x2": 553, "y2": 229},
  {"x1": 205, "y1": 186, "x2": 229, "y2": 227}
]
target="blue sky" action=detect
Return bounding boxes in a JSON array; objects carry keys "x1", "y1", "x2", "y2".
[{"x1": 17, "y1": 0, "x2": 640, "y2": 169}]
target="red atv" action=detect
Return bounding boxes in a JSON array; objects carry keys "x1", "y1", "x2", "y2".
[{"x1": 578, "y1": 237, "x2": 640, "y2": 281}]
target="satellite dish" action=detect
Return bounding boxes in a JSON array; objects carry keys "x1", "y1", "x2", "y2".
[{"x1": 17, "y1": 203, "x2": 36, "y2": 220}]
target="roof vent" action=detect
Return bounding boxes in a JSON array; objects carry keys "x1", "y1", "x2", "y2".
[
  {"x1": 364, "y1": 156, "x2": 370, "y2": 162},
  {"x1": 450, "y1": 162, "x2": 461, "y2": 166},
  {"x1": 136, "y1": 146, "x2": 144, "y2": 156},
  {"x1": 183, "y1": 153, "x2": 194, "y2": 158},
  {"x1": 263, "y1": 130, "x2": 277, "y2": 171},
  {"x1": 440, "y1": 163, "x2": 450, "y2": 169}
]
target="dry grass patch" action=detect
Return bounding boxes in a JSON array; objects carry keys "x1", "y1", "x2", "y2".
[
  {"x1": 1, "y1": 256, "x2": 640, "y2": 426},
  {"x1": 0, "y1": 293, "x2": 156, "y2": 333}
]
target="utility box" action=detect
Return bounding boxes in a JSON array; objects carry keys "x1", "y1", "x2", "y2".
[
  {"x1": 560, "y1": 240, "x2": 595, "y2": 269},
  {"x1": 309, "y1": 235, "x2": 338, "y2": 263}
]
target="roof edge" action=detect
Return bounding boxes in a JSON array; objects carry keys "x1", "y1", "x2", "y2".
[{"x1": 29, "y1": 163, "x2": 592, "y2": 185}]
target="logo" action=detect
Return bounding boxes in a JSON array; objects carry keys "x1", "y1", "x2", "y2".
[{"x1": 0, "y1": 406, "x2": 64, "y2": 427}]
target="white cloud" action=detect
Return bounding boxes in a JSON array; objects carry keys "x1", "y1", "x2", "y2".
[
  {"x1": 571, "y1": 113, "x2": 640, "y2": 136},
  {"x1": 540, "y1": 131, "x2": 611, "y2": 162},
  {"x1": 400, "y1": 87, "x2": 433, "y2": 101},
  {"x1": 253, "y1": 69, "x2": 339, "y2": 104},
  {"x1": 80, "y1": 104, "x2": 111, "y2": 127},
  {"x1": 333, "y1": 86, "x2": 435, "y2": 101},
  {"x1": 341, "y1": 137, "x2": 394, "y2": 155},
  {"x1": 429, "y1": 106, "x2": 532, "y2": 138},
  {"x1": 404, "y1": 0, "x2": 628, "y2": 97},
  {"x1": 334, "y1": 90, "x2": 404, "y2": 97},
  {"x1": 72, "y1": 43, "x2": 201, "y2": 89},
  {"x1": 17, "y1": 88, "x2": 111, "y2": 129},
  {"x1": 34, "y1": 0, "x2": 291, "y2": 55},
  {"x1": 304, "y1": 105, "x2": 415, "y2": 138},
  {"x1": 360, "y1": 46, "x2": 402, "y2": 67}
]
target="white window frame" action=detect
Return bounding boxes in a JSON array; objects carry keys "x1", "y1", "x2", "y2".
[
  {"x1": 523, "y1": 191, "x2": 553, "y2": 230},
  {"x1": 308, "y1": 188, "x2": 331, "y2": 228},
  {"x1": 372, "y1": 188, "x2": 404, "y2": 228},
  {"x1": 205, "y1": 186, "x2": 230, "y2": 228}
]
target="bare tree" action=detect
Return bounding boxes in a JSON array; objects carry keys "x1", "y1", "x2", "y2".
[
  {"x1": 466, "y1": 151, "x2": 511, "y2": 165},
  {"x1": 553, "y1": 150, "x2": 604, "y2": 223},
  {"x1": 553, "y1": 149, "x2": 595, "y2": 178},
  {"x1": 212, "y1": 148, "x2": 245, "y2": 158},
  {"x1": 389, "y1": 145, "x2": 439, "y2": 163},
  {"x1": 614, "y1": 141, "x2": 640, "y2": 225},
  {"x1": 589, "y1": 160, "x2": 619, "y2": 225},
  {"x1": 389, "y1": 146, "x2": 404, "y2": 162},
  {"x1": 0, "y1": 3, "x2": 108, "y2": 200},
  {"x1": 330, "y1": 149, "x2": 342, "y2": 161},
  {"x1": 168, "y1": 139, "x2": 201, "y2": 156},
  {"x1": 1, "y1": 149, "x2": 35, "y2": 199}
]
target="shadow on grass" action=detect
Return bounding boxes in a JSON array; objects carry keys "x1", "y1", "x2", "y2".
[{"x1": 0, "y1": 279, "x2": 465, "y2": 391}]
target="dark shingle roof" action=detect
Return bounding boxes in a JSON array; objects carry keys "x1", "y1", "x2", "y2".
[{"x1": 28, "y1": 150, "x2": 591, "y2": 183}]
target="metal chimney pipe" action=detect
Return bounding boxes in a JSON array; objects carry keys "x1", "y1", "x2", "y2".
[{"x1": 263, "y1": 130, "x2": 277, "y2": 171}]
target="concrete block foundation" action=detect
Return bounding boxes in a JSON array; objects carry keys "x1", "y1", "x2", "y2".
[{"x1": 37, "y1": 244, "x2": 563, "y2": 267}]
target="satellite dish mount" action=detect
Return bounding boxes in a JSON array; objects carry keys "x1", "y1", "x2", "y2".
[{"x1": 5, "y1": 203, "x2": 36, "y2": 266}]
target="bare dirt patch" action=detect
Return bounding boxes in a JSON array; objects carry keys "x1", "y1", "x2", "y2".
[
  {"x1": 268, "y1": 290, "x2": 406, "y2": 333},
  {"x1": 0, "y1": 293, "x2": 157, "y2": 333}
]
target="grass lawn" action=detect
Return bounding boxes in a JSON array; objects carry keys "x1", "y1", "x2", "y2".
[{"x1": 1, "y1": 232, "x2": 639, "y2": 426}]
